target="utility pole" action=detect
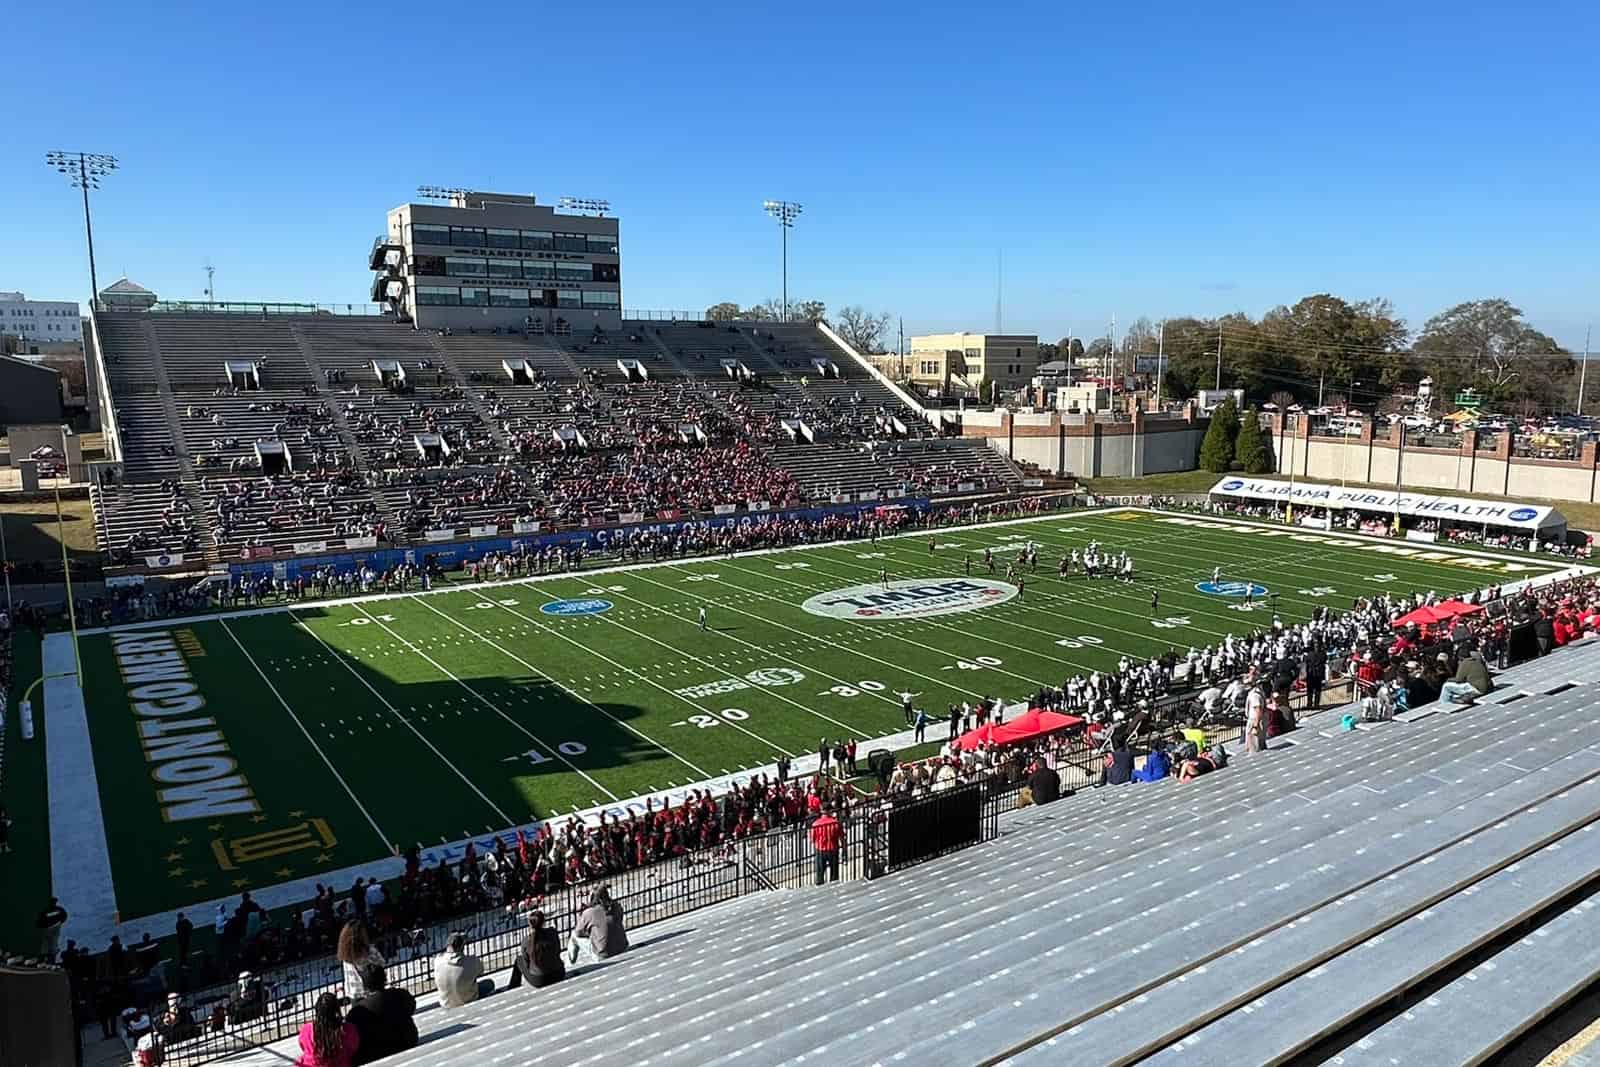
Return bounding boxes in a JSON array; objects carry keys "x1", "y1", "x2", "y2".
[
  {"x1": 1579, "y1": 325, "x2": 1591, "y2": 415},
  {"x1": 897, "y1": 316, "x2": 905, "y2": 381},
  {"x1": 1154, "y1": 321, "x2": 1166, "y2": 408},
  {"x1": 1109, "y1": 314, "x2": 1116, "y2": 389},
  {"x1": 1215, "y1": 324, "x2": 1223, "y2": 390}
]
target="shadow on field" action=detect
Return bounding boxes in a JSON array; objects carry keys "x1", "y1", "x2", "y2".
[{"x1": 259, "y1": 608, "x2": 692, "y2": 823}]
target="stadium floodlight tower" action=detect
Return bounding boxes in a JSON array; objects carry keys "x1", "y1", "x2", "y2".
[
  {"x1": 416, "y1": 185, "x2": 477, "y2": 206},
  {"x1": 44, "y1": 150, "x2": 118, "y2": 310},
  {"x1": 559, "y1": 196, "x2": 611, "y2": 217},
  {"x1": 762, "y1": 199, "x2": 803, "y2": 321}
]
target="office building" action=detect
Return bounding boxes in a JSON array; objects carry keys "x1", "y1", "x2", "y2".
[{"x1": 0, "y1": 291, "x2": 82, "y2": 355}]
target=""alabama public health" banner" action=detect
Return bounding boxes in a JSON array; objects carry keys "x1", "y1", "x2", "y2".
[{"x1": 1207, "y1": 477, "x2": 1563, "y2": 533}]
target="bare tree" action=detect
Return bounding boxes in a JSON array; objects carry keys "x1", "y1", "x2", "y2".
[{"x1": 835, "y1": 306, "x2": 892, "y2": 353}]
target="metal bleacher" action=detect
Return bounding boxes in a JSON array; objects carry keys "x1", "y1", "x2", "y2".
[{"x1": 368, "y1": 639, "x2": 1600, "y2": 1067}]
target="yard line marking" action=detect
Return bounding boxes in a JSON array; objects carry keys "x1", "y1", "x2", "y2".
[
  {"x1": 218, "y1": 618, "x2": 394, "y2": 854},
  {"x1": 461, "y1": 593, "x2": 803, "y2": 759},
  {"x1": 293, "y1": 616, "x2": 519, "y2": 827},
  {"x1": 406, "y1": 595, "x2": 713, "y2": 780},
  {"x1": 641, "y1": 566, "x2": 1028, "y2": 698},
  {"x1": 350, "y1": 603, "x2": 620, "y2": 802},
  {"x1": 556, "y1": 587, "x2": 870, "y2": 738},
  {"x1": 623, "y1": 569, "x2": 935, "y2": 713}
]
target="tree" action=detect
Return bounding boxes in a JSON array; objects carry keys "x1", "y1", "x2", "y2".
[
  {"x1": 1119, "y1": 316, "x2": 1159, "y2": 355},
  {"x1": 1084, "y1": 337, "x2": 1113, "y2": 366},
  {"x1": 1199, "y1": 398, "x2": 1239, "y2": 472},
  {"x1": 704, "y1": 302, "x2": 742, "y2": 321},
  {"x1": 1235, "y1": 405, "x2": 1272, "y2": 474},
  {"x1": 1067, "y1": 337, "x2": 1086, "y2": 362},
  {"x1": 1413, "y1": 298, "x2": 1569, "y2": 410},
  {"x1": 834, "y1": 306, "x2": 891, "y2": 353},
  {"x1": 790, "y1": 300, "x2": 826, "y2": 324},
  {"x1": 744, "y1": 297, "x2": 825, "y2": 322}
]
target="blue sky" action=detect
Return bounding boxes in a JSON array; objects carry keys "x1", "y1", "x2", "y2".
[{"x1": 7, "y1": 0, "x2": 1598, "y2": 349}]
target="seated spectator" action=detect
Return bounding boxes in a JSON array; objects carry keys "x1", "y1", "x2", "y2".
[
  {"x1": 1102, "y1": 741, "x2": 1134, "y2": 786},
  {"x1": 336, "y1": 920, "x2": 386, "y2": 999},
  {"x1": 298, "y1": 992, "x2": 359, "y2": 1067},
  {"x1": 227, "y1": 971, "x2": 268, "y2": 1026},
  {"x1": 571, "y1": 885, "x2": 628, "y2": 964},
  {"x1": 1178, "y1": 744, "x2": 1229, "y2": 783},
  {"x1": 346, "y1": 962, "x2": 417, "y2": 1065},
  {"x1": 434, "y1": 931, "x2": 493, "y2": 1008},
  {"x1": 158, "y1": 992, "x2": 200, "y2": 1044},
  {"x1": 1133, "y1": 744, "x2": 1171, "y2": 783},
  {"x1": 1026, "y1": 759, "x2": 1061, "y2": 805},
  {"x1": 1440, "y1": 650, "x2": 1493, "y2": 705},
  {"x1": 121, "y1": 1005, "x2": 152, "y2": 1043},
  {"x1": 509, "y1": 910, "x2": 565, "y2": 989}
]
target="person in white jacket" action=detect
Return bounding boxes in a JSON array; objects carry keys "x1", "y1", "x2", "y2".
[{"x1": 434, "y1": 932, "x2": 493, "y2": 1008}]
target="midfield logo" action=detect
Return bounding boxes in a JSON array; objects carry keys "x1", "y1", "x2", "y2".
[{"x1": 802, "y1": 578, "x2": 1018, "y2": 620}]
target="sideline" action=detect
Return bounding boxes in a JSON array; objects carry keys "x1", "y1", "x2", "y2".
[
  {"x1": 42, "y1": 632, "x2": 117, "y2": 949},
  {"x1": 72, "y1": 506, "x2": 1123, "y2": 637},
  {"x1": 1143, "y1": 508, "x2": 1596, "y2": 592}
]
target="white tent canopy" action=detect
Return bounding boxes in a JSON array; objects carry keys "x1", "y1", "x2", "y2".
[{"x1": 1207, "y1": 477, "x2": 1567, "y2": 537}]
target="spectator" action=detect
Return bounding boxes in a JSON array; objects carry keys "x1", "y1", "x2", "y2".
[
  {"x1": 1133, "y1": 744, "x2": 1172, "y2": 783},
  {"x1": 509, "y1": 910, "x2": 565, "y2": 989},
  {"x1": 1244, "y1": 683, "x2": 1268, "y2": 753},
  {"x1": 434, "y1": 931, "x2": 493, "y2": 1007},
  {"x1": 345, "y1": 962, "x2": 417, "y2": 1065},
  {"x1": 1440, "y1": 650, "x2": 1494, "y2": 705},
  {"x1": 175, "y1": 912, "x2": 193, "y2": 968},
  {"x1": 571, "y1": 885, "x2": 629, "y2": 964},
  {"x1": 336, "y1": 920, "x2": 386, "y2": 999},
  {"x1": 227, "y1": 971, "x2": 267, "y2": 1026},
  {"x1": 810, "y1": 806, "x2": 843, "y2": 885},
  {"x1": 36, "y1": 896, "x2": 67, "y2": 962},
  {"x1": 1535, "y1": 611, "x2": 1556, "y2": 656},
  {"x1": 1103, "y1": 741, "x2": 1134, "y2": 785},
  {"x1": 158, "y1": 991, "x2": 199, "y2": 1044},
  {"x1": 298, "y1": 992, "x2": 359, "y2": 1067},
  {"x1": 1026, "y1": 759, "x2": 1061, "y2": 805}
]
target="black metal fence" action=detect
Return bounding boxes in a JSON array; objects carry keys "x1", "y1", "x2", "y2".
[{"x1": 150, "y1": 791, "x2": 1001, "y2": 1066}]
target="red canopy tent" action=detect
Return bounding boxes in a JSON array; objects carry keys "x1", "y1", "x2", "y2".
[
  {"x1": 1392, "y1": 600, "x2": 1487, "y2": 638},
  {"x1": 955, "y1": 708, "x2": 1084, "y2": 751},
  {"x1": 1392, "y1": 604, "x2": 1454, "y2": 629}
]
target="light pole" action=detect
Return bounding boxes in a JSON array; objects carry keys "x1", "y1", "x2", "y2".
[
  {"x1": 1340, "y1": 379, "x2": 1363, "y2": 492},
  {"x1": 45, "y1": 151, "x2": 118, "y2": 310},
  {"x1": 762, "y1": 200, "x2": 802, "y2": 320}
]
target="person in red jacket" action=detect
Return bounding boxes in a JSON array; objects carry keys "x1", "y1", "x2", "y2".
[{"x1": 810, "y1": 809, "x2": 842, "y2": 886}]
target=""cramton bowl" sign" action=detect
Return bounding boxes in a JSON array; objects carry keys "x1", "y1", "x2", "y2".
[{"x1": 802, "y1": 578, "x2": 1018, "y2": 620}]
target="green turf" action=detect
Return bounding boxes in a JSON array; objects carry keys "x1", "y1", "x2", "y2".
[
  {"x1": 50, "y1": 508, "x2": 1579, "y2": 926},
  {"x1": 0, "y1": 631, "x2": 50, "y2": 952}
]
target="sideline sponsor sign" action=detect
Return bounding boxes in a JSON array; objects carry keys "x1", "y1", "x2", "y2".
[
  {"x1": 1208, "y1": 477, "x2": 1559, "y2": 532},
  {"x1": 802, "y1": 578, "x2": 1017, "y2": 620}
]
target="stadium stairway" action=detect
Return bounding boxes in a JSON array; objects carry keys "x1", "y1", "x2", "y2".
[
  {"x1": 416, "y1": 332, "x2": 512, "y2": 454},
  {"x1": 351, "y1": 641, "x2": 1600, "y2": 1067}
]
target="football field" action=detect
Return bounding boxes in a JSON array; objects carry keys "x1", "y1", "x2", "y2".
[{"x1": 59, "y1": 507, "x2": 1582, "y2": 932}]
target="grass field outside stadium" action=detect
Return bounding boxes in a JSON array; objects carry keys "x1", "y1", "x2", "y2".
[{"x1": 46, "y1": 506, "x2": 1587, "y2": 945}]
